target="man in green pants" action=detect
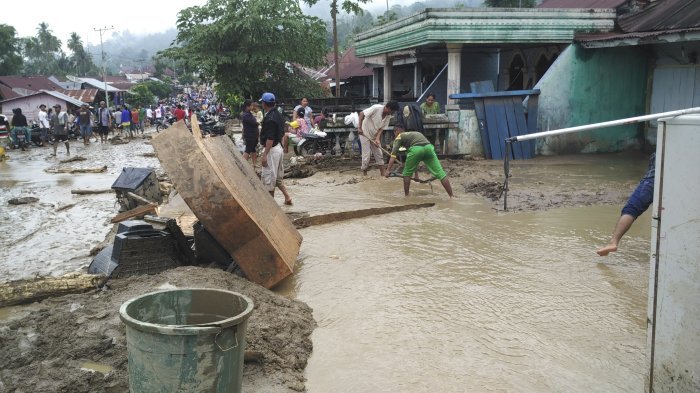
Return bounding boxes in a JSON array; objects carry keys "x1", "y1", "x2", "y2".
[{"x1": 384, "y1": 127, "x2": 454, "y2": 197}]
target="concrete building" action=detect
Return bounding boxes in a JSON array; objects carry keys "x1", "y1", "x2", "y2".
[{"x1": 353, "y1": 1, "x2": 700, "y2": 156}]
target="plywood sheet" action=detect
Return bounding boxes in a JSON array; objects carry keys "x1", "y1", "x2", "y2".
[{"x1": 151, "y1": 119, "x2": 302, "y2": 288}]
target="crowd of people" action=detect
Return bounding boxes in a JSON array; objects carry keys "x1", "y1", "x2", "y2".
[{"x1": 238, "y1": 92, "x2": 456, "y2": 205}]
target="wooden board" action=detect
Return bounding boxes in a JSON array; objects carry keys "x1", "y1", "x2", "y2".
[
  {"x1": 472, "y1": 100, "x2": 492, "y2": 159},
  {"x1": 292, "y1": 203, "x2": 435, "y2": 228},
  {"x1": 502, "y1": 100, "x2": 524, "y2": 160},
  {"x1": 511, "y1": 97, "x2": 533, "y2": 159},
  {"x1": 483, "y1": 98, "x2": 503, "y2": 159},
  {"x1": 151, "y1": 118, "x2": 302, "y2": 288}
]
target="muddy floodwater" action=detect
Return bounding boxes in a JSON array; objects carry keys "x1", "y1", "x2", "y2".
[
  {"x1": 278, "y1": 156, "x2": 650, "y2": 392},
  {"x1": 1, "y1": 138, "x2": 650, "y2": 392},
  {"x1": 0, "y1": 140, "x2": 159, "y2": 281}
]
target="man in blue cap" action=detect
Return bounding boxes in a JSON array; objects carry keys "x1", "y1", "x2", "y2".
[{"x1": 259, "y1": 92, "x2": 293, "y2": 205}]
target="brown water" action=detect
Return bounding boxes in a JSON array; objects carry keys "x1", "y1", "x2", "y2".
[
  {"x1": 0, "y1": 139, "x2": 159, "y2": 281},
  {"x1": 277, "y1": 160, "x2": 650, "y2": 392}
]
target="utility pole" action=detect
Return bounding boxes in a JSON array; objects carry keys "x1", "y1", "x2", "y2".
[{"x1": 94, "y1": 26, "x2": 114, "y2": 108}]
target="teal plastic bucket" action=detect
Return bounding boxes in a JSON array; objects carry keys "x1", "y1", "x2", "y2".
[{"x1": 119, "y1": 288, "x2": 254, "y2": 393}]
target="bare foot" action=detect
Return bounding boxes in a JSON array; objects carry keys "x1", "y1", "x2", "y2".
[
  {"x1": 597, "y1": 244, "x2": 618, "y2": 256},
  {"x1": 284, "y1": 199, "x2": 293, "y2": 206}
]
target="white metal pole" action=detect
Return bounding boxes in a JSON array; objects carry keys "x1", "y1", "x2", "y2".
[
  {"x1": 512, "y1": 107, "x2": 700, "y2": 142},
  {"x1": 94, "y1": 26, "x2": 113, "y2": 108}
]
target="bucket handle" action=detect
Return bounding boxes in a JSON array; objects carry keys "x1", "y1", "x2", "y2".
[{"x1": 214, "y1": 327, "x2": 239, "y2": 352}]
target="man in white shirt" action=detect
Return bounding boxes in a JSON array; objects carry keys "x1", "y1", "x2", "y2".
[
  {"x1": 357, "y1": 101, "x2": 399, "y2": 176},
  {"x1": 37, "y1": 104, "x2": 50, "y2": 146}
]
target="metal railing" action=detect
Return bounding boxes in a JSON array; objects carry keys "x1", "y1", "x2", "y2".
[{"x1": 502, "y1": 107, "x2": 700, "y2": 211}]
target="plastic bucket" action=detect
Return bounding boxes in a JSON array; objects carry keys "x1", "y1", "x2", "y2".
[{"x1": 119, "y1": 288, "x2": 254, "y2": 393}]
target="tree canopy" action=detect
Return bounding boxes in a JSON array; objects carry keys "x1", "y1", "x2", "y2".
[
  {"x1": 161, "y1": 0, "x2": 329, "y2": 99},
  {"x1": 0, "y1": 24, "x2": 23, "y2": 75}
]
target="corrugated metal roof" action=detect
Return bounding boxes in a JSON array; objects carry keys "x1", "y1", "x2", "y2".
[
  {"x1": 0, "y1": 76, "x2": 63, "y2": 93},
  {"x1": 63, "y1": 89, "x2": 98, "y2": 103},
  {"x1": 618, "y1": 0, "x2": 700, "y2": 32},
  {"x1": 338, "y1": 47, "x2": 374, "y2": 79},
  {"x1": 576, "y1": 0, "x2": 700, "y2": 45},
  {"x1": 577, "y1": 26, "x2": 700, "y2": 45},
  {"x1": 109, "y1": 82, "x2": 136, "y2": 91},
  {"x1": 0, "y1": 84, "x2": 21, "y2": 100},
  {"x1": 79, "y1": 78, "x2": 122, "y2": 92},
  {"x1": 0, "y1": 89, "x2": 85, "y2": 107},
  {"x1": 538, "y1": 0, "x2": 627, "y2": 9}
]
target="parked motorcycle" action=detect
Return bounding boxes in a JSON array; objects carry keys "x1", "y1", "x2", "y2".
[
  {"x1": 295, "y1": 131, "x2": 336, "y2": 156},
  {"x1": 155, "y1": 116, "x2": 176, "y2": 132}
]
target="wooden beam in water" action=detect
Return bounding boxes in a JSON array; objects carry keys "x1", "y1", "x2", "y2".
[{"x1": 292, "y1": 203, "x2": 435, "y2": 228}]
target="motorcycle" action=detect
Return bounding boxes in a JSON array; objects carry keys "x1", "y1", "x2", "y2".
[
  {"x1": 29, "y1": 122, "x2": 45, "y2": 146},
  {"x1": 155, "y1": 116, "x2": 176, "y2": 132},
  {"x1": 11, "y1": 127, "x2": 29, "y2": 151},
  {"x1": 295, "y1": 130, "x2": 336, "y2": 156}
]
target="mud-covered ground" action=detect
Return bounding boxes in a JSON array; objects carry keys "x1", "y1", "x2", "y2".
[
  {"x1": 0, "y1": 129, "x2": 647, "y2": 392},
  {"x1": 0, "y1": 267, "x2": 314, "y2": 393}
]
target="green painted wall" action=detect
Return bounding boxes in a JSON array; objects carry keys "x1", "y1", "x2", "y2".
[{"x1": 536, "y1": 44, "x2": 649, "y2": 155}]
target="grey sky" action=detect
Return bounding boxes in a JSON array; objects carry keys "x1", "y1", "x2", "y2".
[{"x1": 3, "y1": 0, "x2": 407, "y2": 48}]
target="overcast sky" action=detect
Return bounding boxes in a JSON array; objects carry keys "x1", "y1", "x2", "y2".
[{"x1": 3, "y1": 0, "x2": 405, "y2": 48}]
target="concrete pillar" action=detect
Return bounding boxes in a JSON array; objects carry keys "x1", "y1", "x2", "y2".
[
  {"x1": 383, "y1": 55, "x2": 392, "y2": 101},
  {"x1": 372, "y1": 68, "x2": 380, "y2": 98},
  {"x1": 414, "y1": 63, "x2": 422, "y2": 100},
  {"x1": 447, "y1": 44, "x2": 463, "y2": 104}
]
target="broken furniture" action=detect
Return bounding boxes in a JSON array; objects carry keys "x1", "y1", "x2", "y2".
[
  {"x1": 111, "y1": 167, "x2": 162, "y2": 212},
  {"x1": 151, "y1": 117, "x2": 302, "y2": 288},
  {"x1": 88, "y1": 220, "x2": 181, "y2": 278}
]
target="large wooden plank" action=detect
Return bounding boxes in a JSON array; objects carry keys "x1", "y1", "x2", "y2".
[
  {"x1": 472, "y1": 99, "x2": 492, "y2": 159},
  {"x1": 151, "y1": 119, "x2": 302, "y2": 288},
  {"x1": 483, "y1": 98, "x2": 503, "y2": 159},
  {"x1": 502, "y1": 99, "x2": 524, "y2": 160}
]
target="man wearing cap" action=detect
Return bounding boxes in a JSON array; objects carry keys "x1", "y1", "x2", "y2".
[
  {"x1": 259, "y1": 92, "x2": 293, "y2": 205},
  {"x1": 357, "y1": 101, "x2": 399, "y2": 176},
  {"x1": 50, "y1": 104, "x2": 70, "y2": 156},
  {"x1": 384, "y1": 126, "x2": 454, "y2": 198}
]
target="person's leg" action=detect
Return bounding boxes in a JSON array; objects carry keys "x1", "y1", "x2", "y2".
[
  {"x1": 360, "y1": 135, "x2": 371, "y2": 175},
  {"x1": 403, "y1": 176, "x2": 411, "y2": 196},
  {"x1": 422, "y1": 145, "x2": 453, "y2": 197},
  {"x1": 65, "y1": 141, "x2": 70, "y2": 155},
  {"x1": 251, "y1": 151, "x2": 258, "y2": 167},
  {"x1": 597, "y1": 214, "x2": 635, "y2": 256},
  {"x1": 598, "y1": 178, "x2": 653, "y2": 256},
  {"x1": 370, "y1": 142, "x2": 385, "y2": 176},
  {"x1": 401, "y1": 147, "x2": 422, "y2": 196},
  {"x1": 272, "y1": 145, "x2": 291, "y2": 204}
]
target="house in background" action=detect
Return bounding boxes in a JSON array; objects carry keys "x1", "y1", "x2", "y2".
[
  {"x1": 352, "y1": 0, "x2": 700, "y2": 156},
  {"x1": 534, "y1": 0, "x2": 700, "y2": 154},
  {"x1": 0, "y1": 76, "x2": 64, "y2": 101},
  {"x1": 0, "y1": 90, "x2": 87, "y2": 122}
]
